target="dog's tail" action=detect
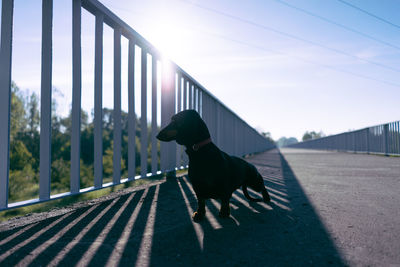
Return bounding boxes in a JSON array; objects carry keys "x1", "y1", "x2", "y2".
[
  {"x1": 242, "y1": 186, "x2": 263, "y2": 202},
  {"x1": 243, "y1": 185, "x2": 271, "y2": 203}
]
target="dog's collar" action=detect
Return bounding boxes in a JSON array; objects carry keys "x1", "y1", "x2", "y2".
[{"x1": 191, "y1": 138, "x2": 212, "y2": 152}]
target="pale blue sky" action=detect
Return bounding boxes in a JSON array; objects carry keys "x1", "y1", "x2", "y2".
[{"x1": 8, "y1": 0, "x2": 400, "y2": 140}]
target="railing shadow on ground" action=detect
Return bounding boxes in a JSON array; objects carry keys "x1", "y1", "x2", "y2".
[{"x1": 0, "y1": 149, "x2": 346, "y2": 266}]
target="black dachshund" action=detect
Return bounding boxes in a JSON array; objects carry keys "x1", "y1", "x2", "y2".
[{"x1": 157, "y1": 110, "x2": 270, "y2": 221}]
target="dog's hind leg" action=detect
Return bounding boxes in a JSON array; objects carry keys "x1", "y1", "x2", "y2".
[
  {"x1": 192, "y1": 197, "x2": 206, "y2": 222},
  {"x1": 257, "y1": 173, "x2": 271, "y2": 203},
  {"x1": 261, "y1": 188, "x2": 271, "y2": 203},
  {"x1": 219, "y1": 198, "x2": 230, "y2": 218}
]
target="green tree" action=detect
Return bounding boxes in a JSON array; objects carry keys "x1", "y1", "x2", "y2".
[
  {"x1": 277, "y1": 137, "x2": 298, "y2": 147},
  {"x1": 51, "y1": 158, "x2": 70, "y2": 191},
  {"x1": 262, "y1": 132, "x2": 275, "y2": 144},
  {"x1": 302, "y1": 131, "x2": 325, "y2": 141},
  {"x1": 27, "y1": 92, "x2": 40, "y2": 137},
  {"x1": 9, "y1": 140, "x2": 33, "y2": 171},
  {"x1": 10, "y1": 82, "x2": 27, "y2": 141},
  {"x1": 102, "y1": 141, "x2": 126, "y2": 180}
]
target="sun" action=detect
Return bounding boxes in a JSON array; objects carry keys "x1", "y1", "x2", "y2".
[{"x1": 150, "y1": 17, "x2": 184, "y2": 62}]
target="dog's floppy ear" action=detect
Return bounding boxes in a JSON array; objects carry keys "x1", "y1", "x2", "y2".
[{"x1": 156, "y1": 120, "x2": 178, "y2": 141}]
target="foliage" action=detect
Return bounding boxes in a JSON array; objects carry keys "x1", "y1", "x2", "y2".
[
  {"x1": 276, "y1": 137, "x2": 298, "y2": 147},
  {"x1": 8, "y1": 82, "x2": 156, "y2": 203},
  {"x1": 262, "y1": 132, "x2": 275, "y2": 144},
  {"x1": 302, "y1": 131, "x2": 325, "y2": 141}
]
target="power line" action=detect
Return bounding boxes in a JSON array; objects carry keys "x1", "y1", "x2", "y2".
[
  {"x1": 336, "y1": 0, "x2": 400, "y2": 30},
  {"x1": 103, "y1": 1, "x2": 400, "y2": 88},
  {"x1": 274, "y1": 0, "x2": 400, "y2": 51},
  {"x1": 179, "y1": 0, "x2": 400, "y2": 74}
]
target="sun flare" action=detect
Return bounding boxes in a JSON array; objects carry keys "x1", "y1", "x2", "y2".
[{"x1": 150, "y1": 17, "x2": 184, "y2": 61}]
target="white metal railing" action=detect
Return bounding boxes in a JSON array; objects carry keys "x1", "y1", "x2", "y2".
[
  {"x1": 288, "y1": 121, "x2": 400, "y2": 156},
  {"x1": 0, "y1": 0, "x2": 274, "y2": 211}
]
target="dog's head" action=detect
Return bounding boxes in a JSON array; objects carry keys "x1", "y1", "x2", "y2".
[{"x1": 156, "y1": 110, "x2": 210, "y2": 147}]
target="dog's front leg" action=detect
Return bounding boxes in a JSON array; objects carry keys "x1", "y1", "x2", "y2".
[
  {"x1": 219, "y1": 198, "x2": 230, "y2": 218},
  {"x1": 192, "y1": 197, "x2": 206, "y2": 222}
]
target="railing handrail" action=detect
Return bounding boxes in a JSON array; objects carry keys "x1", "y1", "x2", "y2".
[{"x1": 288, "y1": 120, "x2": 400, "y2": 156}]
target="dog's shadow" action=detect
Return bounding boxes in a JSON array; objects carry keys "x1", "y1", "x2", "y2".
[{"x1": 150, "y1": 149, "x2": 346, "y2": 266}]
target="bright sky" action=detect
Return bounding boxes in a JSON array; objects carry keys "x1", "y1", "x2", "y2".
[{"x1": 8, "y1": 0, "x2": 400, "y2": 141}]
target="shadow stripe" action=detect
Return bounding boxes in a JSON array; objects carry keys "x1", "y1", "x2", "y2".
[
  {"x1": 0, "y1": 213, "x2": 71, "y2": 262},
  {"x1": 0, "y1": 222, "x2": 38, "y2": 246},
  {"x1": 104, "y1": 188, "x2": 149, "y2": 266},
  {"x1": 76, "y1": 193, "x2": 136, "y2": 266},
  {"x1": 17, "y1": 204, "x2": 99, "y2": 266},
  {"x1": 47, "y1": 197, "x2": 121, "y2": 266}
]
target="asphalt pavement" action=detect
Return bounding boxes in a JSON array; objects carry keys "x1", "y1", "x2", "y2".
[{"x1": 0, "y1": 148, "x2": 399, "y2": 266}]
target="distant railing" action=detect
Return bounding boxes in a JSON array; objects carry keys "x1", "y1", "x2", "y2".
[
  {"x1": 288, "y1": 121, "x2": 400, "y2": 156},
  {"x1": 0, "y1": 0, "x2": 274, "y2": 211}
]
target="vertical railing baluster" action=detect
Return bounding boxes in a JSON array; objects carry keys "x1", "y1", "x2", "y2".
[
  {"x1": 193, "y1": 87, "x2": 198, "y2": 112},
  {"x1": 71, "y1": 0, "x2": 82, "y2": 194},
  {"x1": 176, "y1": 73, "x2": 182, "y2": 168},
  {"x1": 177, "y1": 74, "x2": 182, "y2": 112},
  {"x1": 366, "y1": 128, "x2": 370, "y2": 154},
  {"x1": 151, "y1": 55, "x2": 158, "y2": 174},
  {"x1": 39, "y1": 0, "x2": 53, "y2": 200},
  {"x1": 397, "y1": 122, "x2": 400, "y2": 154},
  {"x1": 94, "y1": 12, "x2": 103, "y2": 188},
  {"x1": 384, "y1": 124, "x2": 389, "y2": 156},
  {"x1": 189, "y1": 82, "x2": 193, "y2": 109},
  {"x1": 128, "y1": 40, "x2": 135, "y2": 179},
  {"x1": 183, "y1": 80, "x2": 188, "y2": 110},
  {"x1": 199, "y1": 90, "x2": 203, "y2": 117},
  {"x1": 395, "y1": 121, "x2": 400, "y2": 154},
  {"x1": 160, "y1": 68, "x2": 168, "y2": 172},
  {"x1": 160, "y1": 61, "x2": 176, "y2": 172},
  {"x1": 140, "y1": 48, "x2": 148, "y2": 177},
  {"x1": 113, "y1": 27, "x2": 122, "y2": 184},
  {"x1": 216, "y1": 104, "x2": 221, "y2": 149},
  {"x1": 0, "y1": 0, "x2": 14, "y2": 209},
  {"x1": 169, "y1": 68, "x2": 177, "y2": 171}
]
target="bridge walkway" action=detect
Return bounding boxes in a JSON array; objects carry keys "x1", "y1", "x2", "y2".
[{"x1": 0, "y1": 148, "x2": 399, "y2": 266}]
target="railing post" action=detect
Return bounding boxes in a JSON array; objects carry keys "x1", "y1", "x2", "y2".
[
  {"x1": 175, "y1": 73, "x2": 182, "y2": 169},
  {"x1": 151, "y1": 55, "x2": 158, "y2": 175},
  {"x1": 39, "y1": 0, "x2": 53, "y2": 200},
  {"x1": 140, "y1": 48, "x2": 148, "y2": 177},
  {"x1": 384, "y1": 124, "x2": 389, "y2": 156},
  {"x1": 396, "y1": 122, "x2": 399, "y2": 154},
  {"x1": 216, "y1": 103, "x2": 221, "y2": 148},
  {"x1": 189, "y1": 82, "x2": 193, "y2": 109},
  {"x1": 0, "y1": 0, "x2": 14, "y2": 209},
  {"x1": 183, "y1": 79, "x2": 187, "y2": 110},
  {"x1": 70, "y1": 0, "x2": 82, "y2": 194},
  {"x1": 113, "y1": 27, "x2": 122, "y2": 184},
  {"x1": 94, "y1": 12, "x2": 103, "y2": 188},
  {"x1": 194, "y1": 87, "x2": 198, "y2": 112},
  {"x1": 128, "y1": 40, "x2": 136, "y2": 179},
  {"x1": 160, "y1": 61, "x2": 176, "y2": 173}
]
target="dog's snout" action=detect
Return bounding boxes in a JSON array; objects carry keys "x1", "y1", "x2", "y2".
[{"x1": 156, "y1": 125, "x2": 178, "y2": 142}]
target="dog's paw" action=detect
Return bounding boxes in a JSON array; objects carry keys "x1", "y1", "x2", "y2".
[
  {"x1": 218, "y1": 210, "x2": 230, "y2": 218},
  {"x1": 192, "y1": 211, "x2": 205, "y2": 222}
]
